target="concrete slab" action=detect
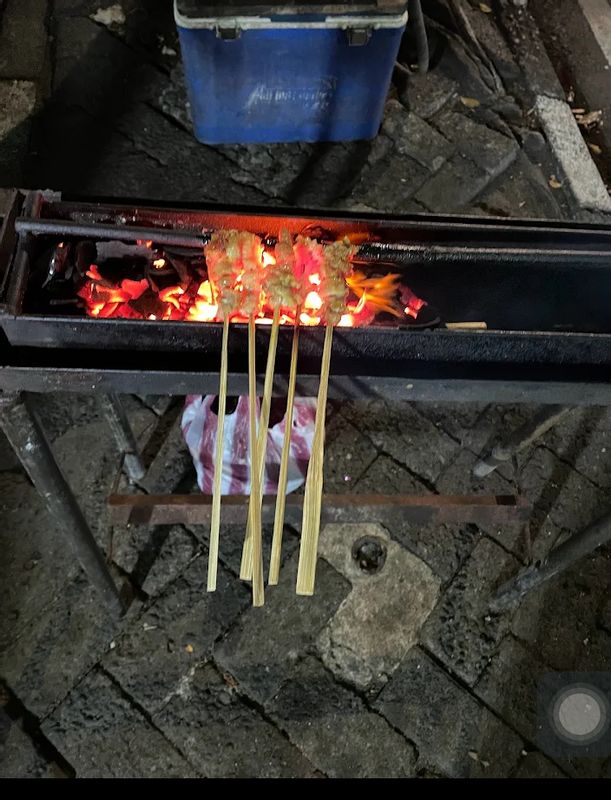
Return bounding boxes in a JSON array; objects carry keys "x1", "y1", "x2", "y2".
[
  {"x1": 316, "y1": 523, "x2": 440, "y2": 690},
  {"x1": 535, "y1": 95, "x2": 611, "y2": 212}
]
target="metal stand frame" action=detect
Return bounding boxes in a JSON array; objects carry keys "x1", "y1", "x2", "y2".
[
  {"x1": 0, "y1": 389, "x2": 607, "y2": 615},
  {"x1": 100, "y1": 393, "x2": 145, "y2": 482},
  {"x1": 490, "y1": 510, "x2": 611, "y2": 611},
  {"x1": 473, "y1": 406, "x2": 572, "y2": 478}
]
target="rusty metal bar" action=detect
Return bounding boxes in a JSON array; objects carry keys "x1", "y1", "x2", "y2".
[
  {"x1": 108, "y1": 492, "x2": 530, "y2": 527},
  {"x1": 14, "y1": 216, "x2": 206, "y2": 249}
]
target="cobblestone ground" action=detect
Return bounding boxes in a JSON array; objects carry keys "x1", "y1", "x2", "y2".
[{"x1": 1, "y1": 0, "x2": 611, "y2": 780}]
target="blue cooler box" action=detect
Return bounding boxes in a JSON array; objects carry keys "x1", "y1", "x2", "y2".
[{"x1": 175, "y1": 1, "x2": 408, "y2": 144}]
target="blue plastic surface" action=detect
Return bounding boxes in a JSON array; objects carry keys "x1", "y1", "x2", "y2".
[{"x1": 176, "y1": 23, "x2": 405, "y2": 144}]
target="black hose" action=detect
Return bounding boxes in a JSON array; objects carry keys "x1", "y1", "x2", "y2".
[{"x1": 408, "y1": 0, "x2": 430, "y2": 75}]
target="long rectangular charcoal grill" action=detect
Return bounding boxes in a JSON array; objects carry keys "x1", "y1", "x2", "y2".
[
  {"x1": 1, "y1": 189, "x2": 611, "y2": 615},
  {"x1": 3, "y1": 190, "x2": 611, "y2": 400}
]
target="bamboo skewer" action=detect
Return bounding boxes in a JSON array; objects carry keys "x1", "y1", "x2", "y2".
[
  {"x1": 269, "y1": 310, "x2": 301, "y2": 585},
  {"x1": 240, "y1": 306, "x2": 281, "y2": 580},
  {"x1": 248, "y1": 314, "x2": 265, "y2": 606},
  {"x1": 296, "y1": 322, "x2": 334, "y2": 595},
  {"x1": 207, "y1": 313, "x2": 229, "y2": 591}
]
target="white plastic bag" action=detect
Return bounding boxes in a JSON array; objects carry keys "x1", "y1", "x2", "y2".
[{"x1": 181, "y1": 395, "x2": 316, "y2": 495}]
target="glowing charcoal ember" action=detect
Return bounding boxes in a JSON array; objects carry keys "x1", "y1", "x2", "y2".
[
  {"x1": 400, "y1": 284, "x2": 427, "y2": 319},
  {"x1": 186, "y1": 280, "x2": 218, "y2": 322},
  {"x1": 120, "y1": 278, "x2": 149, "y2": 300},
  {"x1": 159, "y1": 285, "x2": 185, "y2": 310}
]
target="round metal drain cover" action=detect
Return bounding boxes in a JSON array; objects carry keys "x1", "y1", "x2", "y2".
[{"x1": 351, "y1": 536, "x2": 387, "y2": 574}]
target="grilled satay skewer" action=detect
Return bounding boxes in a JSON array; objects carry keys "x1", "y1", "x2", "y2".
[
  {"x1": 239, "y1": 232, "x2": 266, "y2": 607},
  {"x1": 241, "y1": 230, "x2": 301, "y2": 582},
  {"x1": 265, "y1": 232, "x2": 303, "y2": 584},
  {"x1": 239, "y1": 305, "x2": 280, "y2": 582},
  {"x1": 296, "y1": 239, "x2": 355, "y2": 596},
  {"x1": 204, "y1": 231, "x2": 243, "y2": 592},
  {"x1": 268, "y1": 307, "x2": 300, "y2": 585}
]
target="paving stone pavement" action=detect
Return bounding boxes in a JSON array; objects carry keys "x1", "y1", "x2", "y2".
[{"x1": 1, "y1": 0, "x2": 611, "y2": 780}]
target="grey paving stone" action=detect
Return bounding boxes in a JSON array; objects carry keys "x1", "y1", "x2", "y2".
[
  {"x1": 543, "y1": 407, "x2": 611, "y2": 491},
  {"x1": 381, "y1": 100, "x2": 453, "y2": 172},
  {"x1": 0, "y1": 78, "x2": 37, "y2": 185},
  {"x1": 397, "y1": 69, "x2": 458, "y2": 119},
  {"x1": 0, "y1": 0, "x2": 48, "y2": 79},
  {"x1": 186, "y1": 507, "x2": 299, "y2": 579},
  {"x1": 111, "y1": 521, "x2": 198, "y2": 596},
  {"x1": 341, "y1": 399, "x2": 459, "y2": 484},
  {"x1": 474, "y1": 635, "x2": 550, "y2": 743},
  {"x1": 414, "y1": 402, "x2": 488, "y2": 444},
  {"x1": 375, "y1": 647, "x2": 523, "y2": 777},
  {"x1": 51, "y1": 408, "x2": 156, "y2": 546},
  {"x1": 414, "y1": 153, "x2": 492, "y2": 213},
  {"x1": 452, "y1": 0, "x2": 524, "y2": 91},
  {"x1": 511, "y1": 550, "x2": 611, "y2": 672},
  {"x1": 153, "y1": 661, "x2": 315, "y2": 778},
  {"x1": 512, "y1": 751, "x2": 566, "y2": 779},
  {"x1": 420, "y1": 537, "x2": 520, "y2": 685},
  {"x1": 600, "y1": 595, "x2": 611, "y2": 635},
  {"x1": 435, "y1": 448, "x2": 523, "y2": 551},
  {"x1": 456, "y1": 404, "x2": 537, "y2": 458},
  {"x1": 316, "y1": 523, "x2": 440, "y2": 690},
  {"x1": 215, "y1": 554, "x2": 350, "y2": 705},
  {"x1": 0, "y1": 571, "x2": 118, "y2": 719},
  {"x1": 519, "y1": 446, "x2": 607, "y2": 532},
  {"x1": 347, "y1": 136, "x2": 431, "y2": 213},
  {"x1": 155, "y1": 64, "x2": 192, "y2": 132},
  {"x1": 269, "y1": 656, "x2": 416, "y2": 778},
  {"x1": 386, "y1": 519, "x2": 480, "y2": 585},
  {"x1": 140, "y1": 526, "x2": 199, "y2": 597},
  {"x1": 431, "y1": 26, "x2": 499, "y2": 104},
  {"x1": 42, "y1": 670, "x2": 197, "y2": 778},
  {"x1": 352, "y1": 453, "x2": 429, "y2": 495},
  {"x1": 476, "y1": 151, "x2": 564, "y2": 219},
  {"x1": 139, "y1": 413, "x2": 194, "y2": 495},
  {"x1": 114, "y1": 103, "x2": 270, "y2": 206},
  {"x1": 518, "y1": 129, "x2": 549, "y2": 163},
  {"x1": 104, "y1": 555, "x2": 249, "y2": 714},
  {"x1": 436, "y1": 446, "x2": 517, "y2": 495},
  {"x1": 0, "y1": 471, "x2": 80, "y2": 653},
  {"x1": 0, "y1": 712, "x2": 62, "y2": 778},
  {"x1": 498, "y1": 5, "x2": 565, "y2": 99},
  {"x1": 323, "y1": 411, "x2": 378, "y2": 492},
  {"x1": 31, "y1": 393, "x2": 109, "y2": 441},
  {"x1": 434, "y1": 110, "x2": 519, "y2": 178}
]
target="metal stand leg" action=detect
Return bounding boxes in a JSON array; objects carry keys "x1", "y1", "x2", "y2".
[
  {"x1": 473, "y1": 405, "x2": 571, "y2": 478},
  {"x1": 101, "y1": 394, "x2": 145, "y2": 482},
  {"x1": 490, "y1": 510, "x2": 611, "y2": 612},
  {"x1": 0, "y1": 391, "x2": 125, "y2": 617}
]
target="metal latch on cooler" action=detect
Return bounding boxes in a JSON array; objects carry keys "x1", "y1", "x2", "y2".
[
  {"x1": 346, "y1": 27, "x2": 372, "y2": 46},
  {"x1": 216, "y1": 25, "x2": 241, "y2": 40}
]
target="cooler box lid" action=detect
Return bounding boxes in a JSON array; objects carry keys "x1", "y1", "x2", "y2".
[{"x1": 176, "y1": 0, "x2": 408, "y2": 22}]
